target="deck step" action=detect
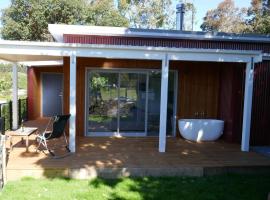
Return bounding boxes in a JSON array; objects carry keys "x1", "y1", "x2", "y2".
[{"x1": 6, "y1": 165, "x2": 270, "y2": 181}]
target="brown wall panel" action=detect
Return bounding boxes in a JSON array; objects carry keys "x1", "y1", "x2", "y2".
[
  {"x1": 27, "y1": 67, "x2": 39, "y2": 120},
  {"x1": 250, "y1": 61, "x2": 270, "y2": 145},
  {"x1": 64, "y1": 34, "x2": 270, "y2": 54},
  {"x1": 27, "y1": 66, "x2": 63, "y2": 120},
  {"x1": 218, "y1": 63, "x2": 245, "y2": 143},
  {"x1": 170, "y1": 61, "x2": 245, "y2": 142},
  {"x1": 170, "y1": 61, "x2": 220, "y2": 120}
]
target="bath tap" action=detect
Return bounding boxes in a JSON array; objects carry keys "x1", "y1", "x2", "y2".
[{"x1": 200, "y1": 111, "x2": 206, "y2": 118}]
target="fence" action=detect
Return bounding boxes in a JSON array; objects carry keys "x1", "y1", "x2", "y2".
[
  {"x1": 0, "y1": 135, "x2": 6, "y2": 188},
  {"x1": 0, "y1": 98, "x2": 28, "y2": 131}
]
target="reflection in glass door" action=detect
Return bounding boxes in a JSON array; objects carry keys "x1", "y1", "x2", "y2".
[
  {"x1": 119, "y1": 73, "x2": 146, "y2": 133},
  {"x1": 87, "y1": 69, "x2": 177, "y2": 136},
  {"x1": 88, "y1": 72, "x2": 118, "y2": 133},
  {"x1": 147, "y1": 71, "x2": 176, "y2": 136}
]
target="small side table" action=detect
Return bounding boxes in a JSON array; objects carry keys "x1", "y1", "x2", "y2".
[{"x1": 10, "y1": 127, "x2": 38, "y2": 151}]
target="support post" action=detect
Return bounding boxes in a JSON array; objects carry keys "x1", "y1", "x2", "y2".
[
  {"x1": 241, "y1": 58, "x2": 254, "y2": 152},
  {"x1": 159, "y1": 54, "x2": 169, "y2": 152},
  {"x1": 12, "y1": 63, "x2": 18, "y2": 130},
  {"x1": 69, "y1": 54, "x2": 76, "y2": 153}
]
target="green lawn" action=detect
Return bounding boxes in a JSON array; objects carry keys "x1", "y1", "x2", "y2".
[{"x1": 1, "y1": 174, "x2": 270, "y2": 200}]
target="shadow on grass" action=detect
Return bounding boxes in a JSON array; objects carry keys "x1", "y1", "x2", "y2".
[
  {"x1": 89, "y1": 177, "x2": 165, "y2": 200},
  {"x1": 87, "y1": 174, "x2": 270, "y2": 200}
]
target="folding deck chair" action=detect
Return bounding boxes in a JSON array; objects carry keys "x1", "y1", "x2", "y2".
[{"x1": 36, "y1": 114, "x2": 71, "y2": 157}]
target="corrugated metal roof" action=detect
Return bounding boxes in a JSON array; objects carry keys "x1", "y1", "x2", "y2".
[{"x1": 49, "y1": 24, "x2": 270, "y2": 43}]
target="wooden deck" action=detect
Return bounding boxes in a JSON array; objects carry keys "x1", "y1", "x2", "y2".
[{"x1": 5, "y1": 119, "x2": 270, "y2": 181}]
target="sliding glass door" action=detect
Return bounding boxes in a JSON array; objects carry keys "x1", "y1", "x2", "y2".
[
  {"x1": 88, "y1": 72, "x2": 118, "y2": 133},
  {"x1": 86, "y1": 69, "x2": 177, "y2": 136},
  {"x1": 119, "y1": 73, "x2": 146, "y2": 133}
]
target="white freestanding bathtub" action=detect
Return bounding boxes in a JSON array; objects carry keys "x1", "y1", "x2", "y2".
[{"x1": 178, "y1": 119, "x2": 224, "y2": 142}]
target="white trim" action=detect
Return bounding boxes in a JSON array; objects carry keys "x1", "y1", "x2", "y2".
[
  {"x1": 241, "y1": 58, "x2": 254, "y2": 152},
  {"x1": 159, "y1": 54, "x2": 169, "y2": 152},
  {"x1": 86, "y1": 68, "x2": 149, "y2": 137},
  {"x1": 0, "y1": 40, "x2": 262, "y2": 63},
  {"x1": 12, "y1": 63, "x2": 18, "y2": 130},
  {"x1": 172, "y1": 71, "x2": 178, "y2": 137},
  {"x1": 48, "y1": 24, "x2": 270, "y2": 43},
  {"x1": 262, "y1": 54, "x2": 270, "y2": 60},
  {"x1": 117, "y1": 73, "x2": 120, "y2": 134},
  {"x1": 69, "y1": 55, "x2": 76, "y2": 153},
  {"x1": 145, "y1": 74, "x2": 149, "y2": 135},
  {"x1": 19, "y1": 60, "x2": 63, "y2": 66},
  {"x1": 84, "y1": 69, "x2": 88, "y2": 136},
  {"x1": 168, "y1": 53, "x2": 261, "y2": 63}
]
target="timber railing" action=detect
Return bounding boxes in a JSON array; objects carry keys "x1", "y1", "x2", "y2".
[{"x1": 0, "y1": 98, "x2": 28, "y2": 131}]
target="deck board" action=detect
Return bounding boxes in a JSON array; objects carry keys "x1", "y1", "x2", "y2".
[{"x1": 5, "y1": 119, "x2": 270, "y2": 180}]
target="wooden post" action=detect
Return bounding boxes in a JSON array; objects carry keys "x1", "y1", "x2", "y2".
[
  {"x1": 241, "y1": 58, "x2": 254, "y2": 152},
  {"x1": 12, "y1": 63, "x2": 18, "y2": 130},
  {"x1": 69, "y1": 54, "x2": 76, "y2": 153},
  {"x1": 159, "y1": 54, "x2": 169, "y2": 153}
]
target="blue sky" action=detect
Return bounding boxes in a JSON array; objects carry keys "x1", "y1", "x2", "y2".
[{"x1": 0, "y1": 0, "x2": 252, "y2": 31}]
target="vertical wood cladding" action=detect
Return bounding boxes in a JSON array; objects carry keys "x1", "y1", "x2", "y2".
[
  {"x1": 218, "y1": 63, "x2": 245, "y2": 143},
  {"x1": 64, "y1": 34, "x2": 270, "y2": 53},
  {"x1": 27, "y1": 66, "x2": 63, "y2": 120},
  {"x1": 170, "y1": 61, "x2": 220, "y2": 120},
  {"x1": 250, "y1": 61, "x2": 270, "y2": 145},
  {"x1": 171, "y1": 61, "x2": 244, "y2": 143}
]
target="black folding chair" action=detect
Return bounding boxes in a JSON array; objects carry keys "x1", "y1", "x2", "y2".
[
  {"x1": 0, "y1": 117, "x2": 5, "y2": 135},
  {"x1": 36, "y1": 114, "x2": 71, "y2": 157}
]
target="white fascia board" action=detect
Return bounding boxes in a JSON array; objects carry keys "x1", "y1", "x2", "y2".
[
  {"x1": 49, "y1": 24, "x2": 131, "y2": 42},
  {"x1": 19, "y1": 60, "x2": 63, "y2": 66},
  {"x1": 169, "y1": 52, "x2": 262, "y2": 63},
  {"x1": 262, "y1": 53, "x2": 270, "y2": 60},
  {"x1": 0, "y1": 40, "x2": 262, "y2": 63}
]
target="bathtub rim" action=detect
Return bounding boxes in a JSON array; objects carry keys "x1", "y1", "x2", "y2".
[{"x1": 178, "y1": 119, "x2": 224, "y2": 124}]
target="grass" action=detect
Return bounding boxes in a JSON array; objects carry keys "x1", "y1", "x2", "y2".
[{"x1": 1, "y1": 174, "x2": 270, "y2": 200}]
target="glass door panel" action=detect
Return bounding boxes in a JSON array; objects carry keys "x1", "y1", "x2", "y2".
[
  {"x1": 147, "y1": 71, "x2": 161, "y2": 135},
  {"x1": 119, "y1": 73, "x2": 146, "y2": 133},
  {"x1": 87, "y1": 69, "x2": 177, "y2": 137},
  {"x1": 147, "y1": 71, "x2": 176, "y2": 136},
  {"x1": 88, "y1": 72, "x2": 118, "y2": 133},
  {"x1": 167, "y1": 71, "x2": 177, "y2": 136}
]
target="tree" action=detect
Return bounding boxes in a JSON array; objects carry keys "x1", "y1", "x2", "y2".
[
  {"x1": 1, "y1": 0, "x2": 129, "y2": 41},
  {"x1": 85, "y1": 0, "x2": 129, "y2": 27},
  {"x1": 117, "y1": 0, "x2": 174, "y2": 29},
  {"x1": 246, "y1": 0, "x2": 270, "y2": 34},
  {"x1": 200, "y1": 0, "x2": 247, "y2": 33}
]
